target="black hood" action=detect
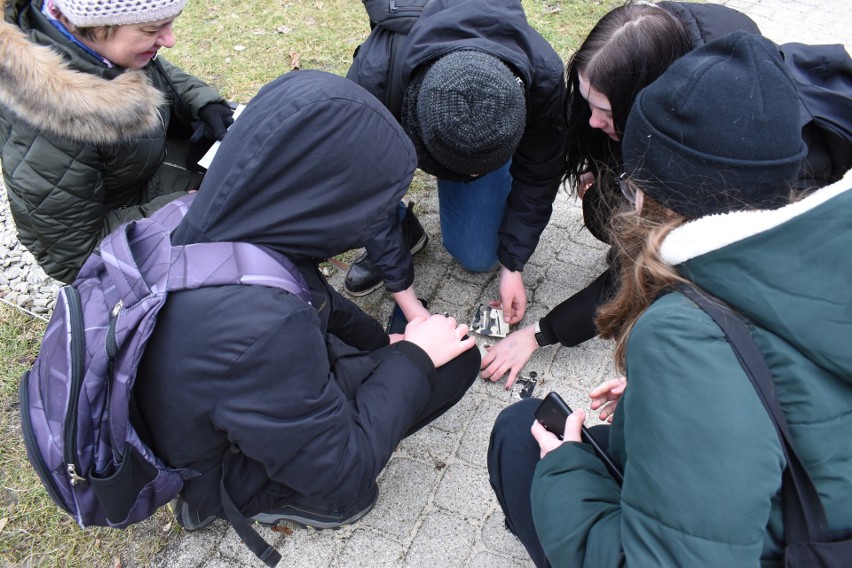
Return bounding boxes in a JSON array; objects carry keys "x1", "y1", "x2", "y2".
[{"x1": 173, "y1": 70, "x2": 417, "y2": 259}]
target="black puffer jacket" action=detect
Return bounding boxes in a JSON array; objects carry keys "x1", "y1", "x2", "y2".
[
  {"x1": 0, "y1": 0, "x2": 225, "y2": 282},
  {"x1": 347, "y1": 0, "x2": 566, "y2": 286},
  {"x1": 135, "y1": 71, "x2": 439, "y2": 517}
]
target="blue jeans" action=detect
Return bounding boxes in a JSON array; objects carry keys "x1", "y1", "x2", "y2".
[{"x1": 436, "y1": 161, "x2": 512, "y2": 272}]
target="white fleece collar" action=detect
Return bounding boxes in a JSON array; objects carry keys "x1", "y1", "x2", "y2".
[{"x1": 661, "y1": 172, "x2": 852, "y2": 265}]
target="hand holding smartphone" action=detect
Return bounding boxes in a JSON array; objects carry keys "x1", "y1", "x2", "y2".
[{"x1": 535, "y1": 392, "x2": 624, "y2": 485}]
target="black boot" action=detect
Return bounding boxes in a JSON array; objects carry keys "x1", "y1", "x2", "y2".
[
  {"x1": 171, "y1": 498, "x2": 217, "y2": 531},
  {"x1": 344, "y1": 203, "x2": 428, "y2": 296}
]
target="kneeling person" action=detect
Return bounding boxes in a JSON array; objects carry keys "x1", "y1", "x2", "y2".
[{"x1": 134, "y1": 71, "x2": 480, "y2": 532}]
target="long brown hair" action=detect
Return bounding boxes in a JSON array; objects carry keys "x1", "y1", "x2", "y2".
[
  {"x1": 563, "y1": 1, "x2": 691, "y2": 194},
  {"x1": 595, "y1": 189, "x2": 688, "y2": 373}
]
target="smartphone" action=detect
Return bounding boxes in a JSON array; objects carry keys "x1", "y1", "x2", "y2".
[{"x1": 535, "y1": 392, "x2": 624, "y2": 485}]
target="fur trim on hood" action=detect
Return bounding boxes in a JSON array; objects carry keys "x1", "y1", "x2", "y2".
[
  {"x1": 661, "y1": 171, "x2": 852, "y2": 265},
  {"x1": 0, "y1": 0, "x2": 163, "y2": 144}
]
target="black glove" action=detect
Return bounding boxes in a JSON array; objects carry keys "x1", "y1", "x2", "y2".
[{"x1": 190, "y1": 102, "x2": 235, "y2": 142}]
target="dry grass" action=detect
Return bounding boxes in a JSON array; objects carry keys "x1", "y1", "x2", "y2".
[{"x1": 0, "y1": 304, "x2": 181, "y2": 568}]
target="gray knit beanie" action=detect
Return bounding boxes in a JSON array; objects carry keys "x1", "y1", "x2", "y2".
[
  {"x1": 54, "y1": 0, "x2": 188, "y2": 27},
  {"x1": 402, "y1": 51, "x2": 526, "y2": 181},
  {"x1": 622, "y1": 31, "x2": 806, "y2": 219}
]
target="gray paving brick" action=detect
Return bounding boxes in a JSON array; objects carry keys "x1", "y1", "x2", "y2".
[{"x1": 402, "y1": 510, "x2": 477, "y2": 567}]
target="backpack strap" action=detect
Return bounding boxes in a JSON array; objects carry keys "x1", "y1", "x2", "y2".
[
  {"x1": 98, "y1": 194, "x2": 311, "y2": 306},
  {"x1": 167, "y1": 242, "x2": 312, "y2": 304},
  {"x1": 221, "y1": 449, "x2": 281, "y2": 568},
  {"x1": 673, "y1": 283, "x2": 832, "y2": 545}
]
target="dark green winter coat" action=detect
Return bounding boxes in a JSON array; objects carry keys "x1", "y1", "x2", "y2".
[
  {"x1": 0, "y1": 0, "x2": 225, "y2": 282},
  {"x1": 531, "y1": 178, "x2": 852, "y2": 566}
]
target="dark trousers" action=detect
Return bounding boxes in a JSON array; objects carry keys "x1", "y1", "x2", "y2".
[
  {"x1": 405, "y1": 344, "x2": 481, "y2": 436},
  {"x1": 236, "y1": 344, "x2": 481, "y2": 519},
  {"x1": 488, "y1": 398, "x2": 610, "y2": 568}
]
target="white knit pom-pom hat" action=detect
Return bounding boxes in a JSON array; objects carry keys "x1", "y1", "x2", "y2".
[{"x1": 54, "y1": 0, "x2": 188, "y2": 27}]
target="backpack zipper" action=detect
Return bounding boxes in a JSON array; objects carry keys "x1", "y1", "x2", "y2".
[
  {"x1": 19, "y1": 370, "x2": 74, "y2": 516},
  {"x1": 105, "y1": 300, "x2": 123, "y2": 360},
  {"x1": 105, "y1": 300, "x2": 123, "y2": 461},
  {"x1": 389, "y1": 0, "x2": 422, "y2": 14},
  {"x1": 63, "y1": 287, "x2": 87, "y2": 487}
]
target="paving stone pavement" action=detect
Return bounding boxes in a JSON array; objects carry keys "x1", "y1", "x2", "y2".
[{"x1": 0, "y1": 0, "x2": 847, "y2": 566}]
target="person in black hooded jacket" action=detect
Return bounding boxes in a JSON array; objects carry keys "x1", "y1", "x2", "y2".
[{"x1": 134, "y1": 70, "x2": 480, "y2": 535}]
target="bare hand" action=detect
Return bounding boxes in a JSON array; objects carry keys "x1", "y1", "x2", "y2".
[
  {"x1": 498, "y1": 266, "x2": 526, "y2": 324},
  {"x1": 589, "y1": 376, "x2": 626, "y2": 423},
  {"x1": 531, "y1": 409, "x2": 584, "y2": 458},
  {"x1": 389, "y1": 333, "x2": 404, "y2": 344},
  {"x1": 480, "y1": 324, "x2": 538, "y2": 389},
  {"x1": 392, "y1": 287, "x2": 430, "y2": 321},
  {"x1": 403, "y1": 314, "x2": 476, "y2": 368}
]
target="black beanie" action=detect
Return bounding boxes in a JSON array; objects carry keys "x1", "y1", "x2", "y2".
[
  {"x1": 622, "y1": 31, "x2": 807, "y2": 219},
  {"x1": 401, "y1": 50, "x2": 526, "y2": 181}
]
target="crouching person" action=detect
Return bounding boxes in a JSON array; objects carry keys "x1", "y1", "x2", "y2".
[{"x1": 134, "y1": 71, "x2": 481, "y2": 536}]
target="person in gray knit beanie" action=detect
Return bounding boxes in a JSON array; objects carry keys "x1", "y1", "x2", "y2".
[
  {"x1": 53, "y1": 0, "x2": 188, "y2": 27},
  {"x1": 344, "y1": 0, "x2": 566, "y2": 337},
  {"x1": 402, "y1": 50, "x2": 527, "y2": 181},
  {"x1": 622, "y1": 31, "x2": 807, "y2": 219}
]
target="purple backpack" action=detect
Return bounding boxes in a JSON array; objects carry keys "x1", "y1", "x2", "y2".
[{"x1": 19, "y1": 194, "x2": 309, "y2": 566}]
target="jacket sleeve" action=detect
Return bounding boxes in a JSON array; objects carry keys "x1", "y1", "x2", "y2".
[
  {"x1": 3, "y1": 135, "x2": 181, "y2": 283},
  {"x1": 155, "y1": 57, "x2": 227, "y2": 122},
  {"x1": 214, "y1": 301, "x2": 435, "y2": 505},
  {"x1": 538, "y1": 269, "x2": 613, "y2": 347},
  {"x1": 498, "y1": 56, "x2": 566, "y2": 272},
  {"x1": 326, "y1": 286, "x2": 391, "y2": 351},
  {"x1": 531, "y1": 294, "x2": 785, "y2": 567},
  {"x1": 363, "y1": 205, "x2": 415, "y2": 294}
]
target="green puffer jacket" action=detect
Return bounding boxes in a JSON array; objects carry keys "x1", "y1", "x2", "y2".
[
  {"x1": 531, "y1": 177, "x2": 852, "y2": 567},
  {"x1": 0, "y1": 0, "x2": 225, "y2": 283}
]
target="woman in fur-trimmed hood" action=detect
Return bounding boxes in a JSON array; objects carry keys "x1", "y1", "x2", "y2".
[{"x1": 0, "y1": 0, "x2": 230, "y2": 283}]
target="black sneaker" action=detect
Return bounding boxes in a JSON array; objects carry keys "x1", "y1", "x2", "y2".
[
  {"x1": 344, "y1": 202, "x2": 428, "y2": 297},
  {"x1": 251, "y1": 483, "x2": 379, "y2": 530},
  {"x1": 171, "y1": 498, "x2": 217, "y2": 531}
]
